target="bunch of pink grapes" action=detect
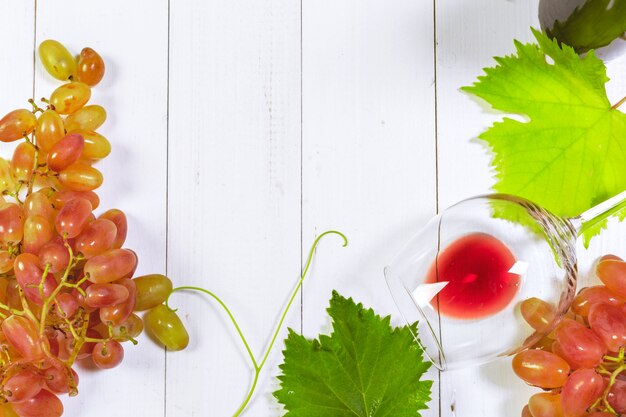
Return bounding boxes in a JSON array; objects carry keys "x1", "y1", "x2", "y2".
[
  {"x1": 514, "y1": 255, "x2": 626, "y2": 417},
  {"x1": 0, "y1": 40, "x2": 189, "y2": 417}
]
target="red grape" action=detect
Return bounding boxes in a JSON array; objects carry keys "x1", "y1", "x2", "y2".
[
  {"x1": 588, "y1": 302, "x2": 626, "y2": 352},
  {"x1": 555, "y1": 319, "x2": 607, "y2": 369},
  {"x1": 561, "y1": 368, "x2": 605, "y2": 417},
  {"x1": 572, "y1": 286, "x2": 623, "y2": 316}
]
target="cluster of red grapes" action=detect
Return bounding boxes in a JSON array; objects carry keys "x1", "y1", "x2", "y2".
[
  {"x1": 514, "y1": 255, "x2": 626, "y2": 417},
  {"x1": 0, "y1": 40, "x2": 189, "y2": 417}
]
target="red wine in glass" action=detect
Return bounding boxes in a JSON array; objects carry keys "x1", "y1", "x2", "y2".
[{"x1": 425, "y1": 233, "x2": 520, "y2": 320}]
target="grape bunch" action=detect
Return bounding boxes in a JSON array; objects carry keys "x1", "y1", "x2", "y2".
[
  {"x1": 514, "y1": 255, "x2": 626, "y2": 417},
  {"x1": 0, "y1": 40, "x2": 189, "y2": 417}
]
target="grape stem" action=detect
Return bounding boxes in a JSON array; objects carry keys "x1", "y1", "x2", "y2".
[{"x1": 166, "y1": 230, "x2": 348, "y2": 417}]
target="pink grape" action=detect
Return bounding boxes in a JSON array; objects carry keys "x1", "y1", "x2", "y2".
[
  {"x1": 555, "y1": 319, "x2": 607, "y2": 369},
  {"x1": 560, "y1": 368, "x2": 605, "y2": 417},
  {"x1": 587, "y1": 302, "x2": 626, "y2": 352}
]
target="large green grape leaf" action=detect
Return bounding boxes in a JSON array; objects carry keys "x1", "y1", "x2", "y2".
[
  {"x1": 274, "y1": 291, "x2": 432, "y2": 417},
  {"x1": 463, "y1": 29, "x2": 626, "y2": 244},
  {"x1": 547, "y1": 0, "x2": 626, "y2": 53}
]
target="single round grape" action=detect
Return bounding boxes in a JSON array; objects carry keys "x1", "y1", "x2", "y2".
[
  {"x1": 110, "y1": 313, "x2": 144, "y2": 340},
  {"x1": 24, "y1": 191, "x2": 56, "y2": 226},
  {"x1": 561, "y1": 368, "x2": 605, "y2": 417},
  {"x1": 596, "y1": 259, "x2": 626, "y2": 299},
  {"x1": 588, "y1": 302, "x2": 626, "y2": 352},
  {"x1": 521, "y1": 297, "x2": 555, "y2": 331},
  {"x1": 85, "y1": 283, "x2": 129, "y2": 308},
  {"x1": 512, "y1": 349, "x2": 569, "y2": 388},
  {"x1": 0, "y1": 158, "x2": 16, "y2": 194},
  {"x1": 528, "y1": 392, "x2": 563, "y2": 417},
  {"x1": 10, "y1": 142, "x2": 36, "y2": 182},
  {"x1": 572, "y1": 286, "x2": 623, "y2": 316},
  {"x1": 11, "y1": 389, "x2": 63, "y2": 417},
  {"x1": 54, "y1": 292, "x2": 79, "y2": 318},
  {"x1": 4, "y1": 369, "x2": 43, "y2": 403},
  {"x1": 0, "y1": 109, "x2": 37, "y2": 142},
  {"x1": 47, "y1": 133, "x2": 84, "y2": 172},
  {"x1": 85, "y1": 249, "x2": 137, "y2": 283},
  {"x1": 74, "y1": 218, "x2": 117, "y2": 258},
  {"x1": 76, "y1": 47, "x2": 105, "y2": 86},
  {"x1": 23, "y1": 215, "x2": 54, "y2": 254},
  {"x1": 144, "y1": 304, "x2": 189, "y2": 351},
  {"x1": 98, "y1": 209, "x2": 127, "y2": 249},
  {"x1": 555, "y1": 319, "x2": 607, "y2": 369},
  {"x1": 607, "y1": 377, "x2": 626, "y2": 413},
  {"x1": 55, "y1": 197, "x2": 92, "y2": 238},
  {"x1": 38, "y1": 240, "x2": 70, "y2": 273},
  {"x1": 0, "y1": 203, "x2": 24, "y2": 244},
  {"x1": 38, "y1": 40, "x2": 76, "y2": 81},
  {"x1": 35, "y1": 110, "x2": 64, "y2": 152},
  {"x1": 133, "y1": 274, "x2": 173, "y2": 311},
  {"x1": 58, "y1": 162, "x2": 103, "y2": 191},
  {"x1": 1, "y1": 315, "x2": 44, "y2": 360},
  {"x1": 521, "y1": 405, "x2": 532, "y2": 417},
  {"x1": 64, "y1": 105, "x2": 106, "y2": 132},
  {"x1": 100, "y1": 278, "x2": 137, "y2": 326},
  {"x1": 43, "y1": 365, "x2": 79, "y2": 395},
  {"x1": 49, "y1": 82, "x2": 91, "y2": 115},
  {"x1": 73, "y1": 129, "x2": 111, "y2": 160},
  {"x1": 92, "y1": 340, "x2": 124, "y2": 369},
  {"x1": 14, "y1": 253, "x2": 56, "y2": 305},
  {"x1": 50, "y1": 189, "x2": 99, "y2": 210}
]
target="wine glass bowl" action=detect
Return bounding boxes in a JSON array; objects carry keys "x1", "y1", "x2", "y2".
[{"x1": 385, "y1": 194, "x2": 578, "y2": 370}]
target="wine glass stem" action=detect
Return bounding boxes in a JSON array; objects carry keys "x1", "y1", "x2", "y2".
[{"x1": 573, "y1": 190, "x2": 626, "y2": 236}]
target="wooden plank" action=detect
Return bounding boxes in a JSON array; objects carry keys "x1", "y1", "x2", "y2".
[
  {"x1": 166, "y1": 0, "x2": 302, "y2": 415},
  {"x1": 435, "y1": 1, "x2": 626, "y2": 416},
  {"x1": 34, "y1": 1, "x2": 169, "y2": 416},
  {"x1": 435, "y1": 2, "x2": 541, "y2": 415},
  {"x1": 0, "y1": 1, "x2": 34, "y2": 124},
  {"x1": 301, "y1": 1, "x2": 439, "y2": 415}
]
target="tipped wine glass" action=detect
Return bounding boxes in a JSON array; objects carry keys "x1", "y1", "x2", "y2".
[{"x1": 384, "y1": 191, "x2": 626, "y2": 371}]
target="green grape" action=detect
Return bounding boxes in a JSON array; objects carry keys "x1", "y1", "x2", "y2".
[
  {"x1": 144, "y1": 304, "x2": 189, "y2": 351},
  {"x1": 133, "y1": 274, "x2": 173, "y2": 311},
  {"x1": 39, "y1": 40, "x2": 76, "y2": 81}
]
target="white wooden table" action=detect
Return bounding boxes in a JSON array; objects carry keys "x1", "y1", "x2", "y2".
[{"x1": 1, "y1": 1, "x2": 625, "y2": 416}]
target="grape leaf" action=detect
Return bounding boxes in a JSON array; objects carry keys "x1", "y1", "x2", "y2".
[
  {"x1": 462, "y1": 29, "x2": 626, "y2": 244},
  {"x1": 274, "y1": 291, "x2": 432, "y2": 417},
  {"x1": 546, "y1": 0, "x2": 626, "y2": 53}
]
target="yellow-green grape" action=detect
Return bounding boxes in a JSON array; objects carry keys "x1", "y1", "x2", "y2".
[
  {"x1": 72, "y1": 130, "x2": 111, "y2": 160},
  {"x1": 64, "y1": 105, "x2": 106, "y2": 132},
  {"x1": 144, "y1": 304, "x2": 189, "y2": 351},
  {"x1": 49, "y1": 82, "x2": 91, "y2": 115},
  {"x1": 38, "y1": 39, "x2": 77, "y2": 81},
  {"x1": 58, "y1": 162, "x2": 103, "y2": 191},
  {"x1": 35, "y1": 109, "x2": 64, "y2": 152},
  {"x1": 10, "y1": 142, "x2": 36, "y2": 183},
  {"x1": 133, "y1": 274, "x2": 173, "y2": 311},
  {"x1": 0, "y1": 158, "x2": 16, "y2": 193},
  {"x1": 111, "y1": 313, "x2": 144, "y2": 340}
]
